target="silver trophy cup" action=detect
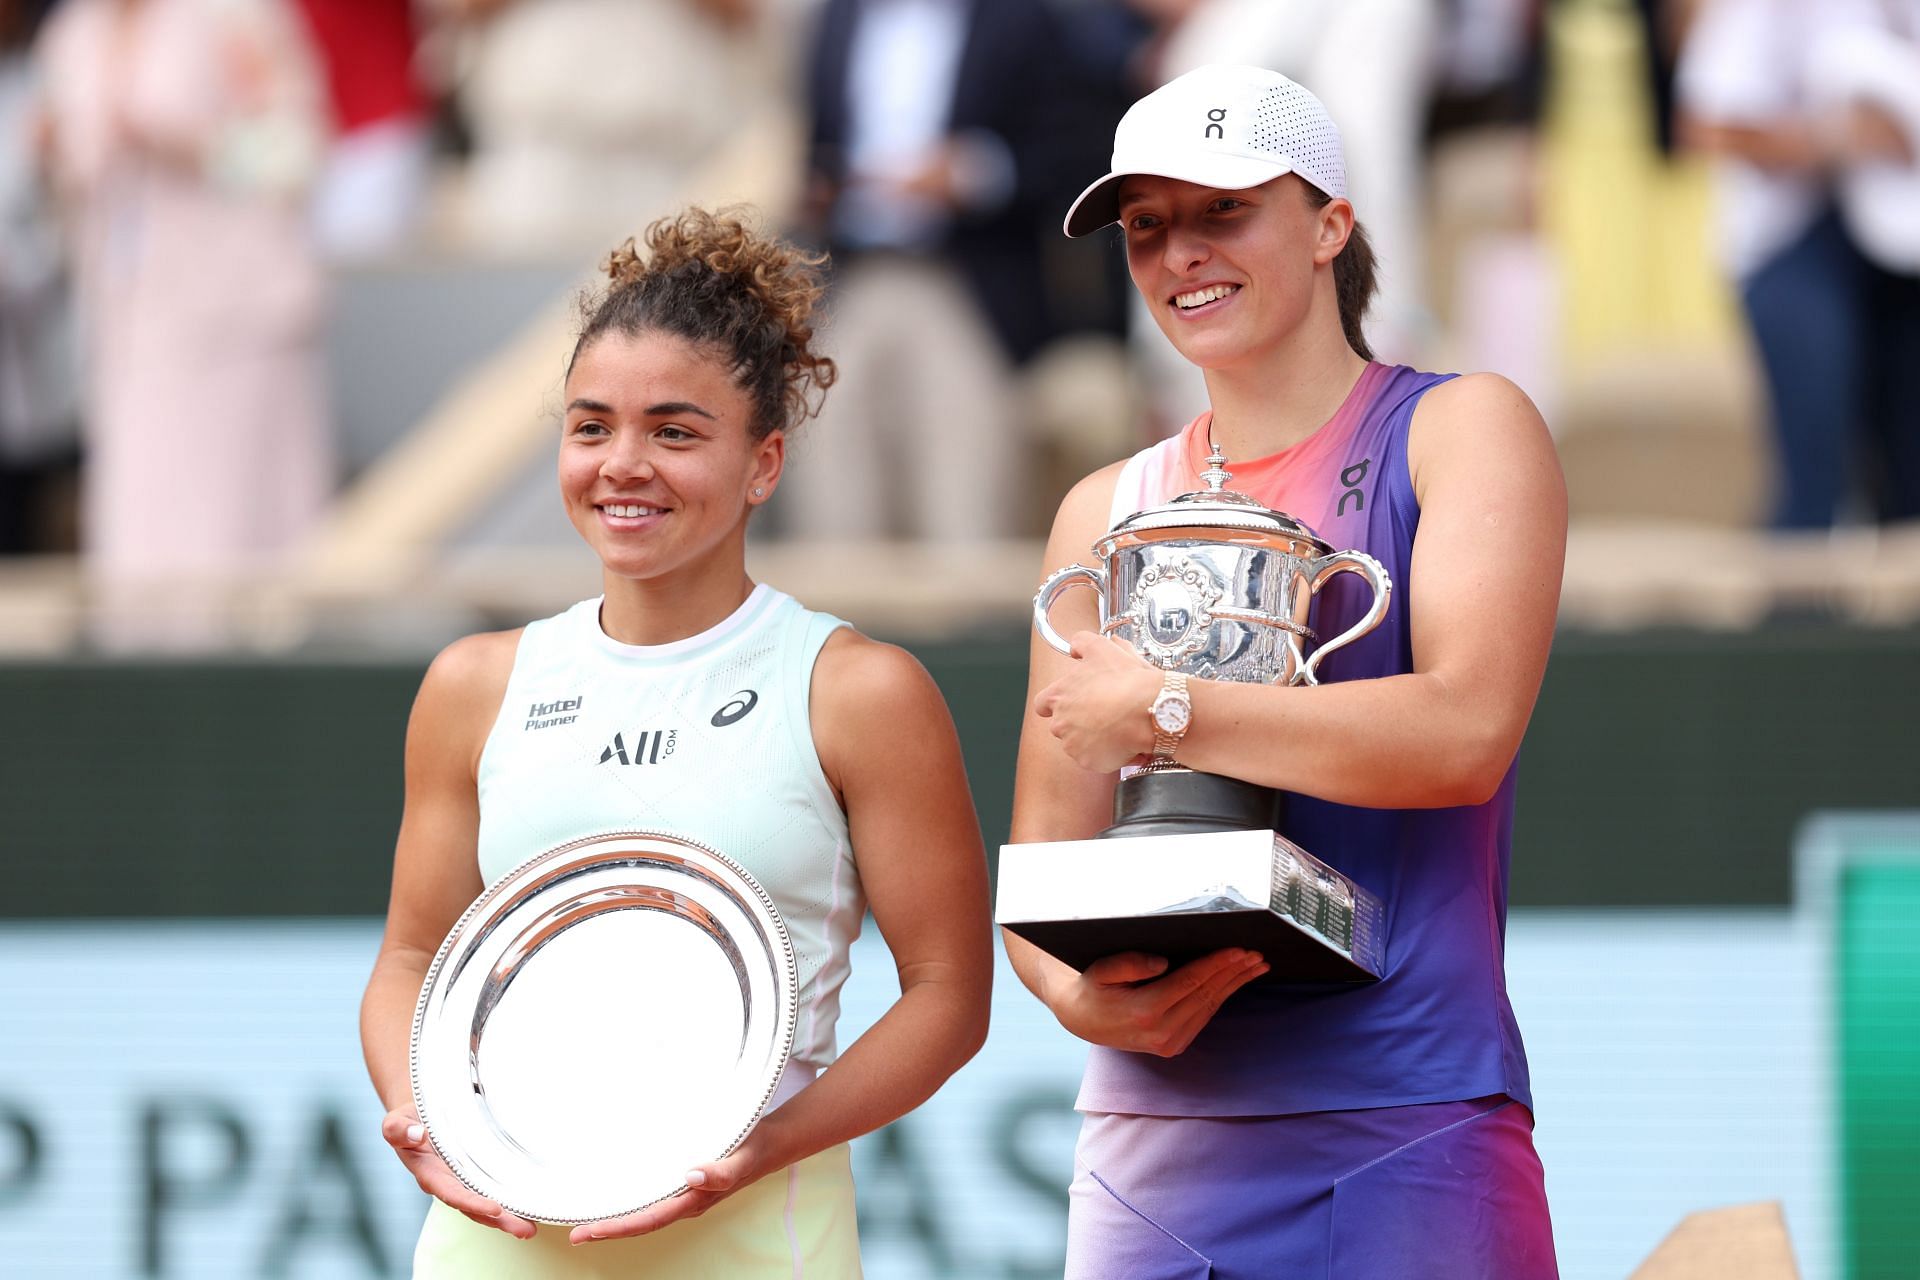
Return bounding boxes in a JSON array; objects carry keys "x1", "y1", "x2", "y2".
[{"x1": 997, "y1": 447, "x2": 1392, "y2": 982}]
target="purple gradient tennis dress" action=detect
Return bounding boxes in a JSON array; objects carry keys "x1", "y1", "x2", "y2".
[{"x1": 1068, "y1": 364, "x2": 1558, "y2": 1278}]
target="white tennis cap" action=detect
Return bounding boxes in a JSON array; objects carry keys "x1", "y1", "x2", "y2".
[{"x1": 1064, "y1": 64, "x2": 1348, "y2": 238}]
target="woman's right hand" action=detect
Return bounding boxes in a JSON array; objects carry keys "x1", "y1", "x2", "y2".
[
  {"x1": 381, "y1": 1107, "x2": 539, "y2": 1239},
  {"x1": 1046, "y1": 949, "x2": 1269, "y2": 1057}
]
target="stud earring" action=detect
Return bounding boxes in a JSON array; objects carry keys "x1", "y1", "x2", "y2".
[{"x1": 753, "y1": 487, "x2": 765, "y2": 498}]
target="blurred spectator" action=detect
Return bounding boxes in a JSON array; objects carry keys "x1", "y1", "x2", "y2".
[
  {"x1": 0, "y1": 0, "x2": 76, "y2": 554},
  {"x1": 291, "y1": 0, "x2": 431, "y2": 259},
  {"x1": 1631, "y1": 0, "x2": 1682, "y2": 155},
  {"x1": 1423, "y1": 0, "x2": 1552, "y2": 422},
  {"x1": 782, "y1": 0, "x2": 1126, "y2": 542},
  {"x1": 36, "y1": 0, "x2": 334, "y2": 647},
  {"x1": 1679, "y1": 0, "x2": 1920, "y2": 528},
  {"x1": 1432, "y1": 0, "x2": 1542, "y2": 128},
  {"x1": 444, "y1": 0, "x2": 763, "y2": 255},
  {"x1": 1122, "y1": 0, "x2": 1444, "y2": 432}
]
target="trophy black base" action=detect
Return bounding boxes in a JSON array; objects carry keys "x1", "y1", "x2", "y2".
[
  {"x1": 995, "y1": 828, "x2": 1385, "y2": 985},
  {"x1": 1101, "y1": 768, "x2": 1282, "y2": 839},
  {"x1": 1005, "y1": 909, "x2": 1376, "y2": 984}
]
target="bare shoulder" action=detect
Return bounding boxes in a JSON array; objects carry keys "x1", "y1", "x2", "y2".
[
  {"x1": 411, "y1": 628, "x2": 524, "y2": 752},
  {"x1": 420, "y1": 628, "x2": 521, "y2": 703},
  {"x1": 809, "y1": 627, "x2": 959, "y2": 801},
  {"x1": 1407, "y1": 372, "x2": 1560, "y2": 497},
  {"x1": 811, "y1": 626, "x2": 942, "y2": 718},
  {"x1": 1046, "y1": 457, "x2": 1131, "y2": 567},
  {"x1": 1410, "y1": 372, "x2": 1550, "y2": 446},
  {"x1": 1414, "y1": 371, "x2": 1547, "y2": 433},
  {"x1": 1059, "y1": 457, "x2": 1132, "y2": 522}
]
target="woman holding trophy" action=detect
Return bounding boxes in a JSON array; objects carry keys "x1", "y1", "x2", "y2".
[
  {"x1": 1009, "y1": 66, "x2": 1565, "y2": 1276},
  {"x1": 360, "y1": 207, "x2": 991, "y2": 1273}
]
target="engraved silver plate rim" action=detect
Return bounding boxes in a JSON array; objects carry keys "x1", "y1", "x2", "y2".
[
  {"x1": 1098, "y1": 510, "x2": 1333, "y2": 554},
  {"x1": 407, "y1": 829, "x2": 799, "y2": 1225}
]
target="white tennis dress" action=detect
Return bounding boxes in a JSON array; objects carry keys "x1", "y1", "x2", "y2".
[{"x1": 413, "y1": 584, "x2": 866, "y2": 1278}]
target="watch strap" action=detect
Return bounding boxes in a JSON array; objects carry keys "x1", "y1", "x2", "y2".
[{"x1": 1150, "y1": 671, "x2": 1191, "y2": 759}]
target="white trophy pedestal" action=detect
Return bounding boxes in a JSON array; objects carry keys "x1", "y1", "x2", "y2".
[{"x1": 996, "y1": 827, "x2": 1385, "y2": 984}]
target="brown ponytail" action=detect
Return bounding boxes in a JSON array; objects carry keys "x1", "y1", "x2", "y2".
[{"x1": 1302, "y1": 186, "x2": 1378, "y2": 362}]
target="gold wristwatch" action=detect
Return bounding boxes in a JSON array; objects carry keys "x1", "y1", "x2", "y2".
[{"x1": 1148, "y1": 671, "x2": 1192, "y2": 759}]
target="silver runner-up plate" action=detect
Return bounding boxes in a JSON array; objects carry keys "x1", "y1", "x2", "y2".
[{"x1": 409, "y1": 830, "x2": 798, "y2": 1225}]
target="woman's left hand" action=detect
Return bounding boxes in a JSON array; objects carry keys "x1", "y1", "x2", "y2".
[
  {"x1": 567, "y1": 1143, "x2": 762, "y2": 1245},
  {"x1": 1033, "y1": 632, "x2": 1162, "y2": 773}
]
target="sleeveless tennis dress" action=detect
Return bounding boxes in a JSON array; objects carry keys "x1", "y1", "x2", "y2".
[
  {"x1": 412, "y1": 585, "x2": 866, "y2": 1278},
  {"x1": 1064, "y1": 365, "x2": 1558, "y2": 1279}
]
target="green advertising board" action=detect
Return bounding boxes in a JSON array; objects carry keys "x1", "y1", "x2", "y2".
[{"x1": 1803, "y1": 815, "x2": 1920, "y2": 1280}]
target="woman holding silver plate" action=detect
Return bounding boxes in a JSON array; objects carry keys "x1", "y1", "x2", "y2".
[
  {"x1": 359, "y1": 206, "x2": 991, "y2": 1273},
  {"x1": 1008, "y1": 66, "x2": 1566, "y2": 1276}
]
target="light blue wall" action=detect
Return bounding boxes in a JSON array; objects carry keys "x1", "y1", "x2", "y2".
[{"x1": 0, "y1": 913, "x2": 1829, "y2": 1278}]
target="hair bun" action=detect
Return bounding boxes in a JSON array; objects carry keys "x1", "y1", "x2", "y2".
[
  {"x1": 603, "y1": 240, "x2": 647, "y2": 288},
  {"x1": 575, "y1": 205, "x2": 838, "y2": 437}
]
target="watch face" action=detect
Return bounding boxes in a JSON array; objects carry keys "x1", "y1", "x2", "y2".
[{"x1": 1153, "y1": 696, "x2": 1191, "y2": 734}]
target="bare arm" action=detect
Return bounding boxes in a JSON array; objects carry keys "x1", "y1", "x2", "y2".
[
  {"x1": 358, "y1": 630, "x2": 537, "y2": 1239},
  {"x1": 764, "y1": 631, "x2": 993, "y2": 1156},
  {"x1": 1005, "y1": 464, "x2": 1270, "y2": 1056},
  {"x1": 1010, "y1": 376, "x2": 1563, "y2": 1054},
  {"x1": 1678, "y1": 112, "x2": 1830, "y2": 172},
  {"x1": 1036, "y1": 374, "x2": 1567, "y2": 809},
  {"x1": 1678, "y1": 106, "x2": 1915, "y2": 172},
  {"x1": 1011, "y1": 463, "x2": 1128, "y2": 851},
  {"x1": 572, "y1": 629, "x2": 993, "y2": 1243},
  {"x1": 1179, "y1": 375, "x2": 1564, "y2": 802}
]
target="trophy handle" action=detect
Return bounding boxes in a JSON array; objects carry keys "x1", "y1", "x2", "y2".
[
  {"x1": 1297, "y1": 551, "x2": 1393, "y2": 686},
  {"x1": 1033, "y1": 563, "x2": 1108, "y2": 656}
]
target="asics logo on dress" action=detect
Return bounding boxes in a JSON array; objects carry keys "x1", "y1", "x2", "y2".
[
  {"x1": 711, "y1": 690, "x2": 760, "y2": 727},
  {"x1": 526, "y1": 696, "x2": 583, "y2": 731},
  {"x1": 598, "y1": 730, "x2": 677, "y2": 766}
]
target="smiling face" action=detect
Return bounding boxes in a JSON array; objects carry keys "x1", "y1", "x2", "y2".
[
  {"x1": 1118, "y1": 173, "x2": 1351, "y2": 373},
  {"x1": 559, "y1": 329, "x2": 781, "y2": 588}
]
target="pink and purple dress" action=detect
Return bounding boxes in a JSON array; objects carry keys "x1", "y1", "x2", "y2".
[{"x1": 1067, "y1": 363, "x2": 1558, "y2": 1278}]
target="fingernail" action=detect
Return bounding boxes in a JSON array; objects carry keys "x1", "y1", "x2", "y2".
[
  {"x1": 406, "y1": 1124, "x2": 425, "y2": 1143},
  {"x1": 685, "y1": 1169, "x2": 707, "y2": 1187}
]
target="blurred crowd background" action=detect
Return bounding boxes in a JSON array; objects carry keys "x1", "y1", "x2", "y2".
[
  {"x1": 0, "y1": 0, "x2": 1916, "y2": 647},
  {"x1": 2, "y1": 1, "x2": 1919, "y2": 1278}
]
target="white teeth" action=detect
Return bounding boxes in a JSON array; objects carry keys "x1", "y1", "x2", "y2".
[
  {"x1": 1175, "y1": 284, "x2": 1240, "y2": 310},
  {"x1": 603, "y1": 504, "x2": 662, "y2": 518}
]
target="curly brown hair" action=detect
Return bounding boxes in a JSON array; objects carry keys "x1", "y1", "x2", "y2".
[{"x1": 570, "y1": 206, "x2": 838, "y2": 439}]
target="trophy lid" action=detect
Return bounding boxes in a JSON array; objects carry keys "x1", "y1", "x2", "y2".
[{"x1": 1102, "y1": 440, "x2": 1331, "y2": 550}]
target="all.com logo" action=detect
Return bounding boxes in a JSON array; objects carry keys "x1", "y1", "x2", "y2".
[
  {"x1": 711, "y1": 689, "x2": 760, "y2": 727},
  {"x1": 598, "y1": 730, "x2": 675, "y2": 766}
]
